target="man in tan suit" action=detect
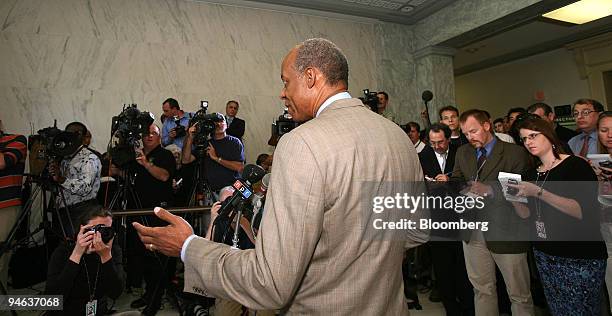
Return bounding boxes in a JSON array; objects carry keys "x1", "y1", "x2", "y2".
[{"x1": 133, "y1": 38, "x2": 428, "y2": 315}]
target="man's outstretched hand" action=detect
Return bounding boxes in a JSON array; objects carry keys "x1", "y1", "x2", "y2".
[{"x1": 132, "y1": 207, "x2": 194, "y2": 257}]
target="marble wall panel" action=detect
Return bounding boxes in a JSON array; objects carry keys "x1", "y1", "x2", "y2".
[{"x1": 0, "y1": 0, "x2": 397, "y2": 164}]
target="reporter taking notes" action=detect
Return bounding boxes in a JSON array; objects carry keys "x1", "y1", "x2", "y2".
[{"x1": 132, "y1": 38, "x2": 428, "y2": 314}]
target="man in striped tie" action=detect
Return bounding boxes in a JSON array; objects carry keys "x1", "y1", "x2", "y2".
[{"x1": 568, "y1": 98, "x2": 603, "y2": 157}]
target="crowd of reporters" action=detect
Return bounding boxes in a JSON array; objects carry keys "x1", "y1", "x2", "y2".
[{"x1": 0, "y1": 91, "x2": 611, "y2": 315}]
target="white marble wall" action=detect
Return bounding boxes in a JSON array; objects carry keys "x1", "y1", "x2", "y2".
[
  {"x1": 375, "y1": 22, "x2": 418, "y2": 125},
  {"x1": 415, "y1": 48, "x2": 456, "y2": 123},
  {"x1": 1, "y1": 0, "x2": 538, "y2": 164},
  {"x1": 0, "y1": 0, "x2": 384, "y2": 163}
]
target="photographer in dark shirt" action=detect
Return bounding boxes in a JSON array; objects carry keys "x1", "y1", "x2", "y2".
[
  {"x1": 112, "y1": 123, "x2": 176, "y2": 315},
  {"x1": 45, "y1": 206, "x2": 124, "y2": 316},
  {"x1": 182, "y1": 114, "x2": 244, "y2": 195}
]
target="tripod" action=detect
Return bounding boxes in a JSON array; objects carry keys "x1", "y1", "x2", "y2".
[
  {"x1": 187, "y1": 146, "x2": 214, "y2": 236},
  {"x1": 0, "y1": 172, "x2": 74, "y2": 316},
  {"x1": 105, "y1": 162, "x2": 172, "y2": 314}
]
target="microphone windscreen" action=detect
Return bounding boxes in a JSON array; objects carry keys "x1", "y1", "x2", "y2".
[
  {"x1": 242, "y1": 164, "x2": 266, "y2": 184},
  {"x1": 261, "y1": 173, "x2": 271, "y2": 190},
  {"x1": 422, "y1": 90, "x2": 433, "y2": 102}
]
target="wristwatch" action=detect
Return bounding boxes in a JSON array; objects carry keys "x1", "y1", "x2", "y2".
[{"x1": 217, "y1": 157, "x2": 222, "y2": 163}]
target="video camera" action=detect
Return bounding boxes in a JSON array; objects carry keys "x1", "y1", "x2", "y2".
[
  {"x1": 188, "y1": 101, "x2": 225, "y2": 147},
  {"x1": 274, "y1": 108, "x2": 299, "y2": 137},
  {"x1": 361, "y1": 89, "x2": 379, "y2": 112},
  {"x1": 108, "y1": 104, "x2": 154, "y2": 167},
  {"x1": 30, "y1": 120, "x2": 82, "y2": 161},
  {"x1": 172, "y1": 116, "x2": 187, "y2": 138}
]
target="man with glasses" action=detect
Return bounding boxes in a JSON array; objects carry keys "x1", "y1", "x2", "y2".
[
  {"x1": 419, "y1": 123, "x2": 475, "y2": 315},
  {"x1": 527, "y1": 102, "x2": 578, "y2": 143},
  {"x1": 122, "y1": 124, "x2": 176, "y2": 315},
  {"x1": 568, "y1": 98, "x2": 604, "y2": 157}
]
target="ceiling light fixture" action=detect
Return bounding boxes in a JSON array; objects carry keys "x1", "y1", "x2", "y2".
[{"x1": 542, "y1": 0, "x2": 612, "y2": 24}]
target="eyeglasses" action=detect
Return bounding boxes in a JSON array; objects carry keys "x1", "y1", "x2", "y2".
[
  {"x1": 520, "y1": 132, "x2": 542, "y2": 143},
  {"x1": 573, "y1": 110, "x2": 598, "y2": 118}
]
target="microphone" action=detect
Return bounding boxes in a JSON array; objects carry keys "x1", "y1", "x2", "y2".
[
  {"x1": 216, "y1": 164, "x2": 266, "y2": 219},
  {"x1": 261, "y1": 173, "x2": 271, "y2": 191},
  {"x1": 422, "y1": 90, "x2": 433, "y2": 102},
  {"x1": 421, "y1": 90, "x2": 433, "y2": 126}
]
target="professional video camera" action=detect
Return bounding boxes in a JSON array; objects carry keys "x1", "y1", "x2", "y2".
[
  {"x1": 362, "y1": 89, "x2": 379, "y2": 112},
  {"x1": 29, "y1": 120, "x2": 82, "y2": 162},
  {"x1": 172, "y1": 116, "x2": 187, "y2": 138},
  {"x1": 267, "y1": 108, "x2": 299, "y2": 146},
  {"x1": 188, "y1": 101, "x2": 225, "y2": 147},
  {"x1": 108, "y1": 104, "x2": 154, "y2": 167}
]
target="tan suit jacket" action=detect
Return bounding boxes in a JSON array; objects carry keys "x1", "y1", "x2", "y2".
[{"x1": 183, "y1": 98, "x2": 428, "y2": 314}]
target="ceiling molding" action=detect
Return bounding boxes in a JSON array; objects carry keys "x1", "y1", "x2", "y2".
[
  {"x1": 454, "y1": 25, "x2": 612, "y2": 76},
  {"x1": 414, "y1": 46, "x2": 456, "y2": 59},
  {"x1": 192, "y1": 0, "x2": 380, "y2": 23},
  {"x1": 440, "y1": 0, "x2": 577, "y2": 49},
  {"x1": 198, "y1": 0, "x2": 456, "y2": 25}
]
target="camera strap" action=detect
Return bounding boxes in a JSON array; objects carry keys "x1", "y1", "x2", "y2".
[{"x1": 83, "y1": 258, "x2": 100, "y2": 307}]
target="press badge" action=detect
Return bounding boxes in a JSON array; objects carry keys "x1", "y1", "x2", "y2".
[
  {"x1": 535, "y1": 221, "x2": 547, "y2": 239},
  {"x1": 86, "y1": 300, "x2": 97, "y2": 316}
]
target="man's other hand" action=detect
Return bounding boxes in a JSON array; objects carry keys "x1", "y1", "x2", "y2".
[{"x1": 132, "y1": 207, "x2": 194, "y2": 257}]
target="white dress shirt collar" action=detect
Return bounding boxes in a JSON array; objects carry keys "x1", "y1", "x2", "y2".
[{"x1": 316, "y1": 92, "x2": 352, "y2": 117}]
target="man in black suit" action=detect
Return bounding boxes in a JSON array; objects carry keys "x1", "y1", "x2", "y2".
[
  {"x1": 225, "y1": 100, "x2": 245, "y2": 142},
  {"x1": 526, "y1": 102, "x2": 578, "y2": 144},
  {"x1": 418, "y1": 123, "x2": 474, "y2": 316}
]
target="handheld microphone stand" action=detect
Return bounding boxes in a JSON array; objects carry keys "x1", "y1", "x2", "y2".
[{"x1": 421, "y1": 90, "x2": 433, "y2": 128}]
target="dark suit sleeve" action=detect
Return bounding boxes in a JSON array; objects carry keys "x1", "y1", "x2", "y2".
[
  {"x1": 228, "y1": 118, "x2": 245, "y2": 139},
  {"x1": 450, "y1": 146, "x2": 467, "y2": 183}
]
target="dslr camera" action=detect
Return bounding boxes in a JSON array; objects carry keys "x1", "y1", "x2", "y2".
[{"x1": 87, "y1": 224, "x2": 115, "y2": 244}]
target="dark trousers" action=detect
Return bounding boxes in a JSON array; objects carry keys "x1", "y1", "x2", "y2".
[
  {"x1": 126, "y1": 216, "x2": 177, "y2": 311},
  {"x1": 430, "y1": 241, "x2": 475, "y2": 316}
]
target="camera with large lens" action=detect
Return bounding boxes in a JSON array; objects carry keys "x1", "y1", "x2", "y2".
[
  {"x1": 361, "y1": 89, "x2": 379, "y2": 112},
  {"x1": 87, "y1": 224, "x2": 115, "y2": 243},
  {"x1": 189, "y1": 101, "x2": 225, "y2": 147},
  {"x1": 108, "y1": 104, "x2": 154, "y2": 167},
  {"x1": 267, "y1": 108, "x2": 299, "y2": 146},
  {"x1": 275, "y1": 108, "x2": 299, "y2": 137},
  {"x1": 30, "y1": 120, "x2": 82, "y2": 162}
]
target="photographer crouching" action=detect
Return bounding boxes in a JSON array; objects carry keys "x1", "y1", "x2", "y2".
[{"x1": 45, "y1": 205, "x2": 124, "y2": 316}]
